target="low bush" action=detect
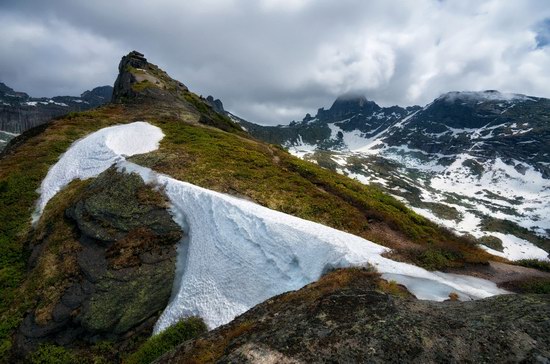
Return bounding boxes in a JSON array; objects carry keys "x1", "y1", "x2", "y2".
[
  {"x1": 124, "y1": 317, "x2": 207, "y2": 364},
  {"x1": 515, "y1": 259, "x2": 550, "y2": 272}
]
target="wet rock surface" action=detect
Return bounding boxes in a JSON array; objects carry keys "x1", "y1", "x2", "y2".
[
  {"x1": 15, "y1": 168, "x2": 183, "y2": 355},
  {"x1": 159, "y1": 269, "x2": 550, "y2": 363}
]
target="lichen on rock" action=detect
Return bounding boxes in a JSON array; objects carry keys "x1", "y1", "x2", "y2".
[{"x1": 15, "y1": 167, "x2": 184, "y2": 358}]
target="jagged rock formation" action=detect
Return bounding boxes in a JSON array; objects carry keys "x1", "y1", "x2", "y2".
[
  {"x1": 111, "y1": 51, "x2": 188, "y2": 104},
  {"x1": 158, "y1": 268, "x2": 550, "y2": 363},
  {"x1": 14, "y1": 168, "x2": 183, "y2": 358},
  {"x1": 205, "y1": 95, "x2": 225, "y2": 114},
  {"x1": 0, "y1": 82, "x2": 112, "y2": 150}
]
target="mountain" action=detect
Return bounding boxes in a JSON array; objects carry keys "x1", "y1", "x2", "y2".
[
  {"x1": 236, "y1": 91, "x2": 550, "y2": 262},
  {"x1": 0, "y1": 52, "x2": 549, "y2": 363},
  {"x1": 0, "y1": 82, "x2": 113, "y2": 151}
]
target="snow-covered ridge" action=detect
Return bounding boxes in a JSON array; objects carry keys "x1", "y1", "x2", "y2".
[
  {"x1": 35, "y1": 122, "x2": 508, "y2": 334},
  {"x1": 437, "y1": 90, "x2": 537, "y2": 103}
]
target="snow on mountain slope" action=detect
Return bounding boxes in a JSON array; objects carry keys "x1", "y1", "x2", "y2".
[
  {"x1": 297, "y1": 141, "x2": 550, "y2": 261},
  {"x1": 33, "y1": 122, "x2": 164, "y2": 223},
  {"x1": 278, "y1": 92, "x2": 550, "y2": 262},
  {"x1": 34, "y1": 122, "x2": 508, "y2": 333}
]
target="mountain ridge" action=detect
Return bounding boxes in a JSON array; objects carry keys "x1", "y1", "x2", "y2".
[
  {"x1": 0, "y1": 82, "x2": 113, "y2": 151},
  {"x1": 0, "y1": 52, "x2": 549, "y2": 363},
  {"x1": 221, "y1": 91, "x2": 550, "y2": 261}
]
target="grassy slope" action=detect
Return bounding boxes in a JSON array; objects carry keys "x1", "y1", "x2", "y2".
[{"x1": 0, "y1": 95, "x2": 496, "y2": 360}]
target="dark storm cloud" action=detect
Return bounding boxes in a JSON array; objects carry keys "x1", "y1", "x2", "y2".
[{"x1": 1, "y1": 0, "x2": 550, "y2": 125}]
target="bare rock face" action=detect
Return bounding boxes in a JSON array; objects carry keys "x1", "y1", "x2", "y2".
[
  {"x1": 111, "y1": 51, "x2": 188, "y2": 104},
  {"x1": 111, "y1": 51, "x2": 149, "y2": 103},
  {"x1": 15, "y1": 168, "x2": 183, "y2": 357},
  {"x1": 158, "y1": 269, "x2": 550, "y2": 363}
]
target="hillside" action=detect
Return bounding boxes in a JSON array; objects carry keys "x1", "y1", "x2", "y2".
[
  {"x1": 234, "y1": 92, "x2": 550, "y2": 262},
  {"x1": 0, "y1": 52, "x2": 548, "y2": 363}
]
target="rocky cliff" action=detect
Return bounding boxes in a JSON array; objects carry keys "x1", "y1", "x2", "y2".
[
  {"x1": 0, "y1": 83, "x2": 112, "y2": 150},
  {"x1": 13, "y1": 167, "x2": 183, "y2": 360}
]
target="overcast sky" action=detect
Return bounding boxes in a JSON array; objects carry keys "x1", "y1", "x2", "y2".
[{"x1": 1, "y1": 0, "x2": 550, "y2": 125}]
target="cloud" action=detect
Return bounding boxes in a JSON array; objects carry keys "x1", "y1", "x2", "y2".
[
  {"x1": 0, "y1": 12, "x2": 123, "y2": 97},
  {"x1": 1, "y1": 0, "x2": 550, "y2": 124},
  {"x1": 535, "y1": 18, "x2": 550, "y2": 48}
]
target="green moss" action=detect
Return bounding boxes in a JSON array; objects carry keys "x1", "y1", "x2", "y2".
[
  {"x1": 124, "y1": 317, "x2": 207, "y2": 364},
  {"x1": 28, "y1": 343, "x2": 75, "y2": 364},
  {"x1": 132, "y1": 80, "x2": 156, "y2": 92},
  {"x1": 417, "y1": 248, "x2": 459, "y2": 271},
  {"x1": 421, "y1": 202, "x2": 461, "y2": 222},
  {"x1": 182, "y1": 93, "x2": 242, "y2": 133},
  {"x1": 307, "y1": 151, "x2": 339, "y2": 171}
]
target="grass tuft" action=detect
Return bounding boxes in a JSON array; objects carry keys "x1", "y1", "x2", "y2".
[{"x1": 124, "y1": 317, "x2": 207, "y2": 364}]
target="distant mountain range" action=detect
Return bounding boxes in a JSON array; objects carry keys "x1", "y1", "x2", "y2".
[
  {"x1": 0, "y1": 83, "x2": 112, "y2": 151},
  {"x1": 213, "y1": 91, "x2": 550, "y2": 261}
]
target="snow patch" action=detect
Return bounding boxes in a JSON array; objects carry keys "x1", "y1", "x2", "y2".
[
  {"x1": 479, "y1": 233, "x2": 549, "y2": 261},
  {"x1": 32, "y1": 122, "x2": 164, "y2": 223},
  {"x1": 34, "y1": 122, "x2": 509, "y2": 334}
]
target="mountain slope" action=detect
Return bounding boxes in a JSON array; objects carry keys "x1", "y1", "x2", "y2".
[
  {"x1": 0, "y1": 52, "x2": 548, "y2": 363},
  {"x1": 0, "y1": 83, "x2": 113, "y2": 151},
  {"x1": 238, "y1": 92, "x2": 550, "y2": 262}
]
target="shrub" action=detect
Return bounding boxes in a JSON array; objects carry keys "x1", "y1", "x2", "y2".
[
  {"x1": 503, "y1": 278, "x2": 550, "y2": 294},
  {"x1": 479, "y1": 235, "x2": 504, "y2": 252},
  {"x1": 124, "y1": 316, "x2": 207, "y2": 364},
  {"x1": 448, "y1": 292, "x2": 459, "y2": 301},
  {"x1": 418, "y1": 248, "x2": 455, "y2": 271},
  {"x1": 515, "y1": 259, "x2": 550, "y2": 273}
]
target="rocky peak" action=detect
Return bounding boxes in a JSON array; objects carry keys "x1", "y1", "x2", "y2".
[
  {"x1": 317, "y1": 94, "x2": 381, "y2": 121},
  {"x1": 120, "y1": 50, "x2": 148, "y2": 71},
  {"x1": 0, "y1": 82, "x2": 15, "y2": 95},
  {"x1": 111, "y1": 51, "x2": 188, "y2": 104},
  {"x1": 436, "y1": 90, "x2": 534, "y2": 104},
  {"x1": 205, "y1": 95, "x2": 225, "y2": 114},
  {"x1": 0, "y1": 82, "x2": 29, "y2": 99},
  {"x1": 80, "y1": 85, "x2": 113, "y2": 101}
]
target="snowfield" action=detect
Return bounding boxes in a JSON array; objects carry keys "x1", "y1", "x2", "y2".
[
  {"x1": 35, "y1": 122, "x2": 508, "y2": 334},
  {"x1": 293, "y1": 120, "x2": 549, "y2": 261},
  {"x1": 33, "y1": 122, "x2": 164, "y2": 223}
]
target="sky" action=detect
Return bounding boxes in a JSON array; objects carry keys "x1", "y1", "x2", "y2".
[{"x1": 1, "y1": 0, "x2": 550, "y2": 125}]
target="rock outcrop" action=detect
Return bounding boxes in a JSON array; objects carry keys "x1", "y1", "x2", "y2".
[
  {"x1": 15, "y1": 168, "x2": 183, "y2": 357},
  {"x1": 158, "y1": 268, "x2": 550, "y2": 363},
  {"x1": 205, "y1": 95, "x2": 225, "y2": 114},
  {"x1": 111, "y1": 51, "x2": 188, "y2": 104}
]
